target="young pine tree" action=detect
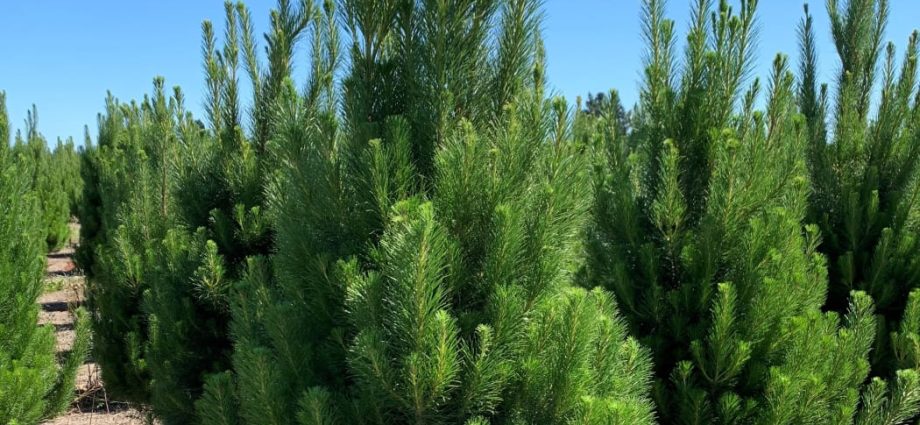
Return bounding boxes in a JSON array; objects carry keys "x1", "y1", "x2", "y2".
[
  {"x1": 53, "y1": 136, "x2": 83, "y2": 219},
  {"x1": 136, "y1": 81, "x2": 222, "y2": 424},
  {"x1": 80, "y1": 2, "x2": 303, "y2": 418},
  {"x1": 77, "y1": 81, "x2": 200, "y2": 405},
  {"x1": 0, "y1": 92, "x2": 8, "y2": 156},
  {"x1": 799, "y1": 0, "x2": 920, "y2": 377},
  {"x1": 195, "y1": 1, "x2": 656, "y2": 424},
  {"x1": 203, "y1": 54, "x2": 655, "y2": 425},
  {"x1": 0, "y1": 93, "x2": 89, "y2": 425},
  {"x1": 142, "y1": 1, "x2": 309, "y2": 420},
  {"x1": 585, "y1": 0, "x2": 920, "y2": 423},
  {"x1": 11, "y1": 106, "x2": 72, "y2": 251}
]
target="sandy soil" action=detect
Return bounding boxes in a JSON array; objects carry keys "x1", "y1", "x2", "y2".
[
  {"x1": 40, "y1": 224, "x2": 150, "y2": 425},
  {"x1": 42, "y1": 411, "x2": 150, "y2": 425},
  {"x1": 46, "y1": 253, "x2": 77, "y2": 275}
]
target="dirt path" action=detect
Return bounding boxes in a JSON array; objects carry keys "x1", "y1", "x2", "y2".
[{"x1": 40, "y1": 224, "x2": 149, "y2": 425}]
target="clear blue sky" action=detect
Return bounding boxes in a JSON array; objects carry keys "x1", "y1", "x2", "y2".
[{"x1": 1, "y1": 1, "x2": 918, "y2": 145}]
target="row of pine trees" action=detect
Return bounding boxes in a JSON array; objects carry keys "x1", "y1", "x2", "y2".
[
  {"x1": 2, "y1": 0, "x2": 918, "y2": 423},
  {"x1": 0, "y1": 94, "x2": 89, "y2": 422},
  {"x1": 1, "y1": 98, "x2": 83, "y2": 252}
]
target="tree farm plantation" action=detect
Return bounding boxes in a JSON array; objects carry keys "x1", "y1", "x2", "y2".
[{"x1": 2, "y1": 0, "x2": 920, "y2": 424}]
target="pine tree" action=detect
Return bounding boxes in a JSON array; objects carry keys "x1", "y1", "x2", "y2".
[
  {"x1": 141, "y1": 2, "x2": 302, "y2": 420},
  {"x1": 10, "y1": 105, "x2": 72, "y2": 251},
  {"x1": 78, "y1": 2, "x2": 300, "y2": 417},
  {"x1": 0, "y1": 92, "x2": 8, "y2": 156},
  {"x1": 798, "y1": 0, "x2": 920, "y2": 378},
  {"x1": 76, "y1": 127, "x2": 102, "y2": 275},
  {"x1": 585, "y1": 0, "x2": 920, "y2": 423},
  {"x1": 581, "y1": 91, "x2": 630, "y2": 136},
  {"x1": 0, "y1": 92, "x2": 89, "y2": 425},
  {"x1": 53, "y1": 137, "x2": 83, "y2": 219},
  {"x1": 77, "y1": 81, "x2": 199, "y2": 405},
  {"x1": 192, "y1": 1, "x2": 657, "y2": 424},
  {"x1": 74, "y1": 0, "x2": 920, "y2": 424},
  {"x1": 130, "y1": 77, "x2": 224, "y2": 423}
]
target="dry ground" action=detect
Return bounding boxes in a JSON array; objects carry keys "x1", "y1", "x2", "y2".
[{"x1": 40, "y1": 223, "x2": 151, "y2": 425}]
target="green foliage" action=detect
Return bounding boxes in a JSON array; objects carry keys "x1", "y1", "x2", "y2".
[
  {"x1": 77, "y1": 81, "x2": 201, "y2": 405},
  {"x1": 189, "y1": 1, "x2": 656, "y2": 424},
  {"x1": 585, "y1": 0, "x2": 920, "y2": 423},
  {"x1": 46, "y1": 308, "x2": 92, "y2": 415},
  {"x1": 0, "y1": 150, "x2": 56, "y2": 425},
  {"x1": 206, "y1": 84, "x2": 656, "y2": 425},
  {"x1": 53, "y1": 137, "x2": 83, "y2": 217},
  {"x1": 339, "y1": 0, "x2": 546, "y2": 182},
  {"x1": 141, "y1": 2, "x2": 304, "y2": 420},
  {"x1": 147, "y1": 228, "x2": 231, "y2": 423},
  {"x1": 9, "y1": 104, "x2": 73, "y2": 251},
  {"x1": 75, "y1": 101, "x2": 143, "y2": 401},
  {"x1": 76, "y1": 127, "x2": 103, "y2": 274},
  {"x1": 0, "y1": 102, "x2": 89, "y2": 424},
  {"x1": 891, "y1": 290, "x2": 920, "y2": 371},
  {"x1": 798, "y1": 0, "x2": 920, "y2": 378},
  {"x1": 0, "y1": 92, "x2": 8, "y2": 157},
  {"x1": 80, "y1": 1, "x2": 314, "y2": 420},
  {"x1": 73, "y1": 1, "x2": 920, "y2": 425},
  {"x1": 580, "y1": 91, "x2": 630, "y2": 136}
]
